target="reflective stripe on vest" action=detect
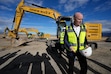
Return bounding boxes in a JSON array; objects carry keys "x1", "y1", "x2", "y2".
[
  {"x1": 60, "y1": 31, "x2": 65, "y2": 44},
  {"x1": 66, "y1": 25, "x2": 86, "y2": 52}
]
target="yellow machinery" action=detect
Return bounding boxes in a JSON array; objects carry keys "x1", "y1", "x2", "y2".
[
  {"x1": 19, "y1": 28, "x2": 50, "y2": 39},
  {"x1": 38, "y1": 32, "x2": 50, "y2": 39},
  {"x1": 20, "y1": 28, "x2": 38, "y2": 39},
  {"x1": 85, "y1": 23, "x2": 102, "y2": 41},
  {"x1": 18, "y1": 28, "x2": 28, "y2": 36},
  {"x1": 26, "y1": 28, "x2": 39, "y2": 35},
  {"x1": 3, "y1": 27, "x2": 8, "y2": 38},
  {"x1": 85, "y1": 23, "x2": 102, "y2": 49},
  {"x1": 4, "y1": 0, "x2": 61, "y2": 39}
]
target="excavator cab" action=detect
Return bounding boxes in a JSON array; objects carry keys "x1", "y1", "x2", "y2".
[
  {"x1": 27, "y1": 33, "x2": 33, "y2": 39},
  {"x1": 37, "y1": 32, "x2": 50, "y2": 39},
  {"x1": 56, "y1": 16, "x2": 73, "y2": 38},
  {"x1": 38, "y1": 32, "x2": 44, "y2": 37}
]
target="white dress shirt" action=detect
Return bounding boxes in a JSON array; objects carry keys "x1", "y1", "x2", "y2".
[{"x1": 73, "y1": 25, "x2": 80, "y2": 37}]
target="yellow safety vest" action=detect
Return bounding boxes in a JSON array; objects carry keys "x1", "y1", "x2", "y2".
[
  {"x1": 60, "y1": 31, "x2": 65, "y2": 44},
  {"x1": 66, "y1": 25, "x2": 86, "y2": 52}
]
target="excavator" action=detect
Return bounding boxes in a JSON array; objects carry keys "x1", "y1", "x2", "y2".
[
  {"x1": 24, "y1": 28, "x2": 50, "y2": 39},
  {"x1": 3, "y1": 27, "x2": 34, "y2": 38},
  {"x1": 3, "y1": 0, "x2": 61, "y2": 40},
  {"x1": 2, "y1": 0, "x2": 63, "y2": 46},
  {"x1": 18, "y1": 28, "x2": 50, "y2": 39}
]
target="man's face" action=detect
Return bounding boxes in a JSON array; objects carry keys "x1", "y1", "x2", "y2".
[{"x1": 74, "y1": 15, "x2": 83, "y2": 26}]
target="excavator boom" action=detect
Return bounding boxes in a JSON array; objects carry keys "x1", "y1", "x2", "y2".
[{"x1": 18, "y1": 28, "x2": 28, "y2": 36}]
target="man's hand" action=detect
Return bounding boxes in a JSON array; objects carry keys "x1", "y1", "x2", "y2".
[
  {"x1": 70, "y1": 46, "x2": 76, "y2": 53},
  {"x1": 85, "y1": 45, "x2": 89, "y2": 49}
]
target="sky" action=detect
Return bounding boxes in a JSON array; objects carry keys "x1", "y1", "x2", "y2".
[{"x1": 0, "y1": 0, "x2": 111, "y2": 35}]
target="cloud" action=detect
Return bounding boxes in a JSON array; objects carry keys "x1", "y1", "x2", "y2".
[
  {"x1": 59, "y1": 0, "x2": 67, "y2": 4},
  {"x1": 94, "y1": 0, "x2": 111, "y2": 11},
  {"x1": 59, "y1": 0, "x2": 89, "y2": 12},
  {"x1": 92, "y1": 0, "x2": 100, "y2": 2},
  {"x1": 0, "y1": 17, "x2": 13, "y2": 32},
  {"x1": 0, "y1": 27, "x2": 3, "y2": 33},
  {"x1": 0, "y1": 0, "x2": 16, "y2": 4},
  {"x1": 26, "y1": 0, "x2": 43, "y2": 6},
  {"x1": 0, "y1": 0, "x2": 19, "y2": 11},
  {"x1": 0, "y1": 5, "x2": 13, "y2": 11},
  {"x1": 0, "y1": 0, "x2": 19, "y2": 7},
  {"x1": 0, "y1": 17, "x2": 12, "y2": 26},
  {"x1": 0, "y1": 0, "x2": 43, "y2": 7}
]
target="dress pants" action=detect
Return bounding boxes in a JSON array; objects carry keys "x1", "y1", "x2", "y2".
[{"x1": 67, "y1": 51, "x2": 87, "y2": 74}]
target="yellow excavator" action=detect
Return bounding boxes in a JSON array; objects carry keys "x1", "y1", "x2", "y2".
[
  {"x1": 26, "y1": 28, "x2": 51, "y2": 39},
  {"x1": 2, "y1": 0, "x2": 63, "y2": 46},
  {"x1": 3, "y1": 0, "x2": 61, "y2": 40},
  {"x1": 19, "y1": 28, "x2": 50, "y2": 39}
]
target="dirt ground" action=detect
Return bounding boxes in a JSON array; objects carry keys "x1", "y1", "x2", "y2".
[{"x1": 0, "y1": 34, "x2": 111, "y2": 74}]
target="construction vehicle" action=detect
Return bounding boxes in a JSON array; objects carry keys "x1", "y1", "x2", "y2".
[
  {"x1": 3, "y1": 27, "x2": 9, "y2": 38},
  {"x1": 3, "y1": 0, "x2": 61, "y2": 40},
  {"x1": 85, "y1": 23, "x2": 102, "y2": 41},
  {"x1": 38, "y1": 32, "x2": 50, "y2": 39},
  {"x1": 3, "y1": 26, "x2": 51, "y2": 39},
  {"x1": 2, "y1": 0, "x2": 62, "y2": 46},
  {"x1": 19, "y1": 28, "x2": 50, "y2": 39},
  {"x1": 18, "y1": 28, "x2": 38, "y2": 39},
  {"x1": 85, "y1": 23, "x2": 102, "y2": 49},
  {"x1": 3, "y1": 27, "x2": 35, "y2": 38},
  {"x1": 25, "y1": 28, "x2": 50, "y2": 39}
]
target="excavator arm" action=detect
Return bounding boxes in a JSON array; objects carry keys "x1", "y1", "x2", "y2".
[
  {"x1": 18, "y1": 28, "x2": 28, "y2": 36},
  {"x1": 7, "y1": 0, "x2": 61, "y2": 39},
  {"x1": 26, "y1": 28, "x2": 39, "y2": 35}
]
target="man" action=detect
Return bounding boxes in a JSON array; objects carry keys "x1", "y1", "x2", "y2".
[
  {"x1": 64, "y1": 12, "x2": 88, "y2": 74},
  {"x1": 58, "y1": 27, "x2": 65, "y2": 58}
]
